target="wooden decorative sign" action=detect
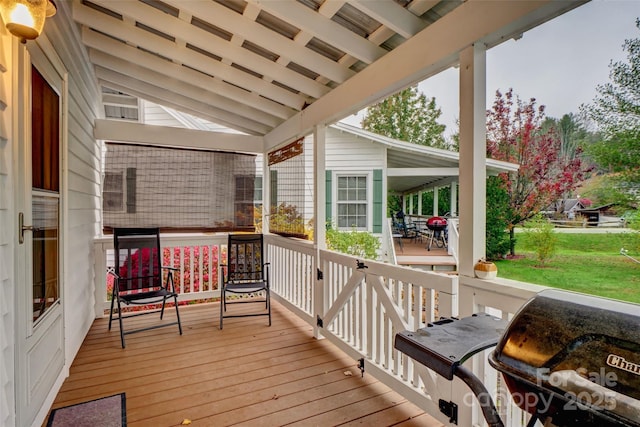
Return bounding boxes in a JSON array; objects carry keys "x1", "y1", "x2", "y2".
[{"x1": 268, "y1": 137, "x2": 303, "y2": 166}]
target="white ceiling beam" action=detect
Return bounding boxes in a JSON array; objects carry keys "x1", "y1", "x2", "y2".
[
  {"x1": 408, "y1": 0, "x2": 442, "y2": 15},
  {"x1": 95, "y1": 68, "x2": 272, "y2": 135},
  {"x1": 90, "y1": 0, "x2": 329, "y2": 99},
  {"x1": 82, "y1": 28, "x2": 294, "y2": 121},
  {"x1": 248, "y1": 0, "x2": 386, "y2": 64},
  {"x1": 319, "y1": 1, "x2": 344, "y2": 17},
  {"x1": 100, "y1": 79, "x2": 264, "y2": 136},
  {"x1": 163, "y1": 0, "x2": 354, "y2": 85},
  {"x1": 94, "y1": 119, "x2": 263, "y2": 154},
  {"x1": 350, "y1": 0, "x2": 426, "y2": 39},
  {"x1": 265, "y1": 0, "x2": 585, "y2": 149},
  {"x1": 73, "y1": 2, "x2": 307, "y2": 110},
  {"x1": 397, "y1": 176, "x2": 459, "y2": 195},
  {"x1": 387, "y1": 168, "x2": 459, "y2": 177},
  {"x1": 90, "y1": 50, "x2": 283, "y2": 129}
]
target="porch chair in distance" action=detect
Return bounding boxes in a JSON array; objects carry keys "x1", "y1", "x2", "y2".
[
  {"x1": 220, "y1": 233, "x2": 271, "y2": 329},
  {"x1": 109, "y1": 227, "x2": 182, "y2": 348}
]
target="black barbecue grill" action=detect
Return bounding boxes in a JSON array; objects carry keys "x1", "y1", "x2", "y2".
[
  {"x1": 426, "y1": 216, "x2": 447, "y2": 250},
  {"x1": 395, "y1": 289, "x2": 640, "y2": 427},
  {"x1": 426, "y1": 216, "x2": 447, "y2": 231}
]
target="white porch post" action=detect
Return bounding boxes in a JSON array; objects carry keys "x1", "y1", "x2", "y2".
[
  {"x1": 313, "y1": 125, "x2": 326, "y2": 339},
  {"x1": 262, "y1": 151, "x2": 270, "y2": 234},
  {"x1": 417, "y1": 191, "x2": 422, "y2": 216},
  {"x1": 433, "y1": 187, "x2": 439, "y2": 216},
  {"x1": 450, "y1": 182, "x2": 458, "y2": 217},
  {"x1": 458, "y1": 43, "x2": 487, "y2": 277},
  {"x1": 313, "y1": 125, "x2": 327, "y2": 250}
]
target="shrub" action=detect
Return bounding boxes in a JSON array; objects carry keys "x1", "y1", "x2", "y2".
[
  {"x1": 486, "y1": 176, "x2": 511, "y2": 259},
  {"x1": 326, "y1": 226, "x2": 381, "y2": 260},
  {"x1": 521, "y1": 213, "x2": 557, "y2": 266}
]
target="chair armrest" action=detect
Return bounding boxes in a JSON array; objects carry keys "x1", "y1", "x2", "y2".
[
  {"x1": 162, "y1": 265, "x2": 179, "y2": 271},
  {"x1": 107, "y1": 268, "x2": 121, "y2": 280}
]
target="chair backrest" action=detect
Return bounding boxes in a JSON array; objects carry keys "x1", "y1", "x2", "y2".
[
  {"x1": 114, "y1": 228, "x2": 163, "y2": 293},
  {"x1": 227, "y1": 233, "x2": 265, "y2": 283}
]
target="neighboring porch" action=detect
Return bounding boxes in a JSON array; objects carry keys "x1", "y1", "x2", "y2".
[{"x1": 45, "y1": 301, "x2": 443, "y2": 427}]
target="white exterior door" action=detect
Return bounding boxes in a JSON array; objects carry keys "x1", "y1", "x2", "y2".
[{"x1": 15, "y1": 43, "x2": 65, "y2": 427}]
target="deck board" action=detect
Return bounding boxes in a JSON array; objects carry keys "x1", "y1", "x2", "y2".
[{"x1": 46, "y1": 301, "x2": 444, "y2": 427}]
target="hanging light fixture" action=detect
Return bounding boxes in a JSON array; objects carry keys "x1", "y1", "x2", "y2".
[{"x1": 0, "y1": 0, "x2": 56, "y2": 43}]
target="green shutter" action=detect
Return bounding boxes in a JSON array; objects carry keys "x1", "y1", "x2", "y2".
[
  {"x1": 373, "y1": 169, "x2": 383, "y2": 233},
  {"x1": 126, "y1": 167, "x2": 136, "y2": 213},
  {"x1": 270, "y1": 170, "x2": 278, "y2": 209},
  {"x1": 325, "y1": 170, "x2": 332, "y2": 227}
]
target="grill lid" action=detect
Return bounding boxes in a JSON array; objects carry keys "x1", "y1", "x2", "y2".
[
  {"x1": 489, "y1": 289, "x2": 640, "y2": 426},
  {"x1": 426, "y1": 216, "x2": 447, "y2": 230}
]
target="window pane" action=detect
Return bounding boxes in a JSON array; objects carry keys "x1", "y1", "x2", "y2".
[
  {"x1": 336, "y1": 175, "x2": 368, "y2": 229},
  {"x1": 32, "y1": 66, "x2": 59, "y2": 192},
  {"x1": 254, "y1": 177, "x2": 262, "y2": 202},
  {"x1": 103, "y1": 172, "x2": 123, "y2": 212},
  {"x1": 32, "y1": 195, "x2": 59, "y2": 322}
]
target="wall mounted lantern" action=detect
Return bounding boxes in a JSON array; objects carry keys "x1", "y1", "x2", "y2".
[{"x1": 0, "y1": 0, "x2": 56, "y2": 43}]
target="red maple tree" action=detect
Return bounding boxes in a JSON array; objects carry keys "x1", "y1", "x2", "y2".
[{"x1": 486, "y1": 89, "x2": 588, "y2": 255}]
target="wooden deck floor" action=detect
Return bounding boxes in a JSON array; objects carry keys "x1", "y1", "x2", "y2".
[
  {"x1": 46, "y1": 301, "x2": 443, "y2": 427},
  {"x1": 394, "y1": 236, "x2": 456, "y2": 269}
]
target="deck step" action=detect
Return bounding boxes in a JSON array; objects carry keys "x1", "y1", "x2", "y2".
[{"x1": 396, "y1": 255, "x2": 456, "y2": 266}]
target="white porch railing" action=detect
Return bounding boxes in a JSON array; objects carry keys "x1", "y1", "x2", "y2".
[
  {"x1": 93, "y1": 233, "x2": 227, "y2": 316},
  {"x1": 457, "y1": 276, "x2": 549, "y2": 427},
  {"x1": 93, "y1": 233, "x2": 544, "y2": 427}
]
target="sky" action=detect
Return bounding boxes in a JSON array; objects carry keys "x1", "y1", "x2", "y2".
[{"x1": 340, "y1": 0, "x2": 640, "y2": 138}]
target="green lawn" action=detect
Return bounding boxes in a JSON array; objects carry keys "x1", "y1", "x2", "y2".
[{"x1": 494, "y1": 232, "x2": 640, "y2": 303}]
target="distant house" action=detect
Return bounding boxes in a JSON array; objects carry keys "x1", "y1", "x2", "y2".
[
  {"x1": 140, "y1": 103, "x2": 518, "y2": 235},
  {"x1": 577, "y1": 203, "x2": 621, "y2": 226},
  {"x1": 545, "y1": 198, "x2": 585, "y2": 219}
]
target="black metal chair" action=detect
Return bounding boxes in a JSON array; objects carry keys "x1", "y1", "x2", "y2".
[
  {"x1": 220, "y1": 233, "x2": 271, "y2": 329},
  {"x1": 109, "y1": 227, "x2": 182, "y2": 348},
  {"x1": 394, "y1": 211, "x2": 419, "y2": 241}
]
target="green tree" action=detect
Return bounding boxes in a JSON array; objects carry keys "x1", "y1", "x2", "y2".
[
  {"x1": 583, "y1": 18, "x2": 640, "y2": 203},
  {"x1": 361, "y1": 86, "x2": 448, "y2": 149},
  {"x1": 421, "y1": 189, "x2": 452, "y2": 217},
  {"x1": 542, "y1": 113, "x2": 591, "y2": 163}
]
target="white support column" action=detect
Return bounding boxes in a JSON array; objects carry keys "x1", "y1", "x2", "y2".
[
  {"x1": 450, "y1": 182, "x2": 458, "y2": 217},
  {"x1": 408, "y1": 194, "x2": 414, "y2": 215},
  {"x1": 417, "y1": 191, "x2": 422, "y2": 216},
  {"x1": 433, "y1": 187, "x2": 439, "y2": 217},
  {"x1": 313, "y1": 125, "x2": 326, "y2": 339},
  {"x1": 458, "y1": 43, "x2": 487, "y2": 277},
  {"x1": 313, "y1": 125, "x2": 327, "y2": 250},
  {"x1": 262, "y1": 152, "x2": 270, "y2": 234}
]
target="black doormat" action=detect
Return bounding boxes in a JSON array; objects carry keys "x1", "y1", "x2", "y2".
[{"x1": 47, "y1": 393, "x2": 126, "y2": 427}]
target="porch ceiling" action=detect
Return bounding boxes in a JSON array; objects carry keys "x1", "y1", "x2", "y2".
[{"x1": 65, "y1": 0, "x2": 585, "y2": 144}]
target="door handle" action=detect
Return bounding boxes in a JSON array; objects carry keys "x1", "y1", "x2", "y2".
[{"x1": 18, "y1": 212, "x2": 34, "y2": 244}]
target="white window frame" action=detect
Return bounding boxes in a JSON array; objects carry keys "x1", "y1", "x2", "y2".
[
  {"x1": 254, "y1": 175, "x2": 263, "y2": 208},
  {"x1": 334, "y1": 172, "x2": 371, "y2": 231}
]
